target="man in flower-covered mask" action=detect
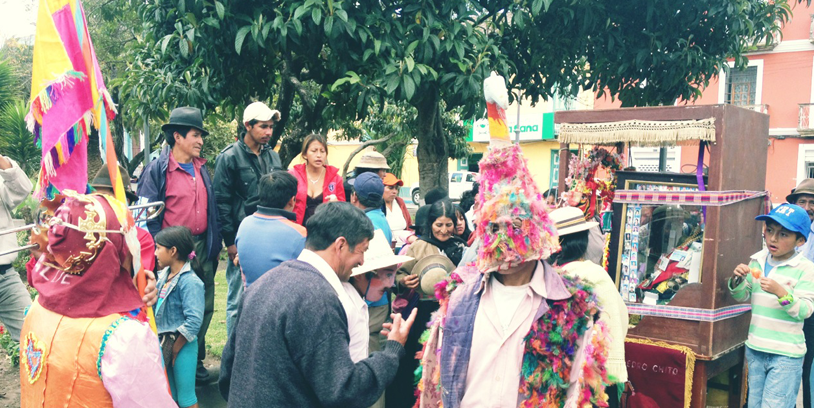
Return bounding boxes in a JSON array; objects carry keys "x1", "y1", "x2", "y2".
[{"x1": 413, "y1": 73, "x2": 612, "y2": 408}]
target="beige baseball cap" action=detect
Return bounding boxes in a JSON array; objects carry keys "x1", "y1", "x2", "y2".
[{"x1": 243, "y1": 101, "x2": 281, "y2": 124}]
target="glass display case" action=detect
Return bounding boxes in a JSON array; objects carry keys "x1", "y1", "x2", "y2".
[{"x1": 614, "y1": 179, "x2": 706, "y2": 305}]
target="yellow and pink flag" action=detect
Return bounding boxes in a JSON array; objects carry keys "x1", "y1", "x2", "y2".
[{"x1": 27, "y1": 0, "x2": 123, "y2": 202}]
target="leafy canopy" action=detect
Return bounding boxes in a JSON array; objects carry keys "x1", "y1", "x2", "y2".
[{"x1": 118, "y1": 0, "x2": 806, "y2": 185}]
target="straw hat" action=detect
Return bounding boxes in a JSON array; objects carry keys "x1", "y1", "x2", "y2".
[
  {"x1": 412, "y1": 255, "x2": 455, "y2": 297},
  {"x1": 352, "y1": 230, "x2": 413, "y2": 276},
  {"x1": 357, "y1": 151, "x2": 390, "y2": 170},
  {"x1": 549, "y1": 207, "x2": 598, "y2": 237}
]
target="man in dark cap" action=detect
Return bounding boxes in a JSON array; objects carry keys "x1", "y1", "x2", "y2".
[{"x1": 137, "y1": 106, "x2": 221, "y2": 382}]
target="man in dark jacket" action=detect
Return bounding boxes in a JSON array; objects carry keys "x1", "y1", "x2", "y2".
[
  {"x1": 213, "y1": 101, "x2": 283, "y2": 337},
  {"x1": 219, "y1": 202, "x2": 417, "y2": 407},
  {"x1": 136, "y1": 106, "x2": 221, "y2": 382}
]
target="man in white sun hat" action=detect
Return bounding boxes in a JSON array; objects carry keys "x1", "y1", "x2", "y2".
[{"x1": 347, "y1": 229, "x2": 412, "y2": 408}]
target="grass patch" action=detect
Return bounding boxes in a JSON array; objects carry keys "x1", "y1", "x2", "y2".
[{"x1": 205, "y1": 268, "x2": 228, "y2": 359}]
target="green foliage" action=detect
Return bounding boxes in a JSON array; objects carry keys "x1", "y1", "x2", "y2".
[
  {"x1": 0, "y1": 100, "x2": 39, "y2": 176},
  {"x1": 11, "y1": 194, "x2": 39, "y2": 285},
  {"x1": 0, "y1": 60, "x2": 15, "y2": 109},
  {"x1": 0, "y1": 328, "x2": 20, "y2": 367},
  {"x1": 0, "y1": 40, "x2": 33, "y2": 103},
  {"x1": 499, "y1": 0, "x2": 807, "y2": 106},
  {"x1": 201, "y1": 114, "x2": 239, "y2": 163}
]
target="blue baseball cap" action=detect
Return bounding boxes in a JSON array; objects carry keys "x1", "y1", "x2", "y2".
[
  {"x1": 349, "y1": 172, "x2": 384, "y2": 203},
  {"x1": 755, "y1": 203, "x2": 811, "y2": 241}
]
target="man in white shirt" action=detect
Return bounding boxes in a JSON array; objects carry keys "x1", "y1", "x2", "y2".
[
  {"x1": 413, "y1": 74, "x2": 609, "y2": 408},
  {"x1": 346, "y1": 230, "x2": 413, "y2": 408},
  {"x1": 0, "y1": 155, "x2": 33, "y2": 341}
]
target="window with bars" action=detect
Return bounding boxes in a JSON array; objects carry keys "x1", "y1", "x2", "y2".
[
  {"x1": 629, "y1": 147, "x2": 680, "y2": 172},
  {"x1": 725, "y1": 66, "x2": 758, "y2": 106},
  {"x1": 807, "y1": 162, "x2": 814, "y2": 179}
]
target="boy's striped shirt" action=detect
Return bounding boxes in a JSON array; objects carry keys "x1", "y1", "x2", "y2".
[{"x1": 729, "y1": 249, "x2": 814, "y2": 358}]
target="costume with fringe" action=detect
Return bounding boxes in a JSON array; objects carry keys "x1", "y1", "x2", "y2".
[{"x1": 21, "y1": 193, "x2": 174, "y2": 407}]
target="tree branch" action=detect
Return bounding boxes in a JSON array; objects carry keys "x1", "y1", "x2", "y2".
[
  {"x1": 381, "y1": 140, "x2": 409, "y2": 158},
  {"x1": 341, "y1": 132, "x2": 397, "y2": 178}
]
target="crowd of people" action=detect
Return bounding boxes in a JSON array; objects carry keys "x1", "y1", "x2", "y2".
[
  {"x1": 6, "y1": 99, "x2": 814, "y2": 408},
  {"x1": 0, "y1": 100, "x2": 620, "y2": 407}
]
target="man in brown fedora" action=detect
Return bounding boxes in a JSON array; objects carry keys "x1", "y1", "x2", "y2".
[
  {"x1": 787, "y1": 178, "x2": 814, "y2": 408},
  {"x1": 137, "y1": 106, "x2": 221, "y2": 383},
  {"x1": 91, "y1": 165, "x2": 157, "y2": 275}
]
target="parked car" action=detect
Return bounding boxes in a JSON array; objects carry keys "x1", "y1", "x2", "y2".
[{"x1": 411, "y1": 171, "x2": 477, "y2": 204}]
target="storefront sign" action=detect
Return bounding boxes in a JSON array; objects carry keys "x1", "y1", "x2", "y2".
[{"x1": 468, "y1": 113, "x2": 555, "y2": 142}]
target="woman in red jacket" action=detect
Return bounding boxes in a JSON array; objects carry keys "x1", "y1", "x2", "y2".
[{"x1": 290, "y1": 134, "x2": 346, "y2": 225}]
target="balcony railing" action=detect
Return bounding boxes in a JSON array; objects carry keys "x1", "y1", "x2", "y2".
[
  {"x1": 799, "y1": 103, "x2": 814, "y2": 136},
  {"x1": 738, "y1": 104, "x2": 769, "y2": 115}
]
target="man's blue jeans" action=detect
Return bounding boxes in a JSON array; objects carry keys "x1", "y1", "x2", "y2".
[
  {"x1": 745, "y1": 346, "x2": 803, "y2": 408},
  {"x1": 225, "y1": 261, "x2": 243, "y2": 338}
]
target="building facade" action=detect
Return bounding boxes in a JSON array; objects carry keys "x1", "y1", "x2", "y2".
[{"x1": 593, "y1": 4, "x2": 814, "y2": 203}]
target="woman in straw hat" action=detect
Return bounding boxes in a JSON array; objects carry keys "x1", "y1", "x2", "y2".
[{"x1": 549, "y1": 206, "x2": 629, "y2": 408}]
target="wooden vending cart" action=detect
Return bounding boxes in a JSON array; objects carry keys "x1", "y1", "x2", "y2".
[{"x1": 555, "y1": 105, "x2": 770, "y2": 408}]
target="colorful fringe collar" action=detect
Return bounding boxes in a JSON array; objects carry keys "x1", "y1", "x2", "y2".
[{"x1": 415, "y1": 267, "x2": 611, "y2": 408}]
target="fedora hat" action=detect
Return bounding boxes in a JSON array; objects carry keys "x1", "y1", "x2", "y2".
[
  {"x1": 161, "y1": 107, "x2": 209, "y2": 137},
  {"x1": 91, "y1": 165, "x2": 138, "y2": 202},
  {"x1": 787, "y1": 179, "x2": 814, "y2": 203},
  {"x1": 357, "y1": 151, "x2": 390, "y2": 170},
  {"x1": 352, "y1": 230, "x2": 413, "y2": 277},
  {"x1": 412, "y1": 255, "x2": 455, "y2": 298},
  {"x1": 549, "y1": 206, "x2": 598, "y2": 237}
]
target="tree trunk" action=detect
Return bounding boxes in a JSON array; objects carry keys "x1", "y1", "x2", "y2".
[{"x1": 415, "y1": 92, "x2": 448, "y2": 197}]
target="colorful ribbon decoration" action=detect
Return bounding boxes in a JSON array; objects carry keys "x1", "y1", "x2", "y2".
[
  {"x1": 625, "y1": 303, "x2": 752, "y2": 322},
  {"x1": 614, "y1": 189, "x2": 771, "y2": 214}
]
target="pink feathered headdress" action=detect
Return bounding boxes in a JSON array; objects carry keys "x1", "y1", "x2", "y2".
[{"x1": 475, "y1": 73, "x2": 559, "y2": 273}]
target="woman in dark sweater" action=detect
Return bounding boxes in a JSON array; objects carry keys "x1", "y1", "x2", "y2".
[{"x1": 389, "y1": 199, "x2": 465, "y2": 408}]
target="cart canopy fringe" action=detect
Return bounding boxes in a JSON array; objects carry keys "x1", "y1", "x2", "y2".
[{"x1": 559, "y1": 118, "x2": 716, "y2": 146}]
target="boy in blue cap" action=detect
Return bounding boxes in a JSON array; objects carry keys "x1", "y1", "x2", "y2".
[{"x1": 730, "y1": 203, "x2": 814, "y2": 407}]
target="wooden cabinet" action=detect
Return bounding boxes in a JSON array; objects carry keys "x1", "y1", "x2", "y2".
[{"x1": 556, "y1": 104, "x2": 770, "y2": 407}]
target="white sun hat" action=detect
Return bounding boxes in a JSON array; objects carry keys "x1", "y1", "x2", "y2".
[
  {"x1": 549, "y1": 206, "x2": 599, "y2": 237},
  {"x1": 351, "y1": 230, "x2": 413, "y2": 277}
]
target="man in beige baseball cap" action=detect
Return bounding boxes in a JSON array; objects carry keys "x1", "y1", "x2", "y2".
[{"x1": 213, "y1": 101, "x2": 284, "y2": 349}]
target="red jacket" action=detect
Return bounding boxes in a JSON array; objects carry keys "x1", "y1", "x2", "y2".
[{"x1": 290, "y1": 164, "x2": 346, "y2": 225}]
